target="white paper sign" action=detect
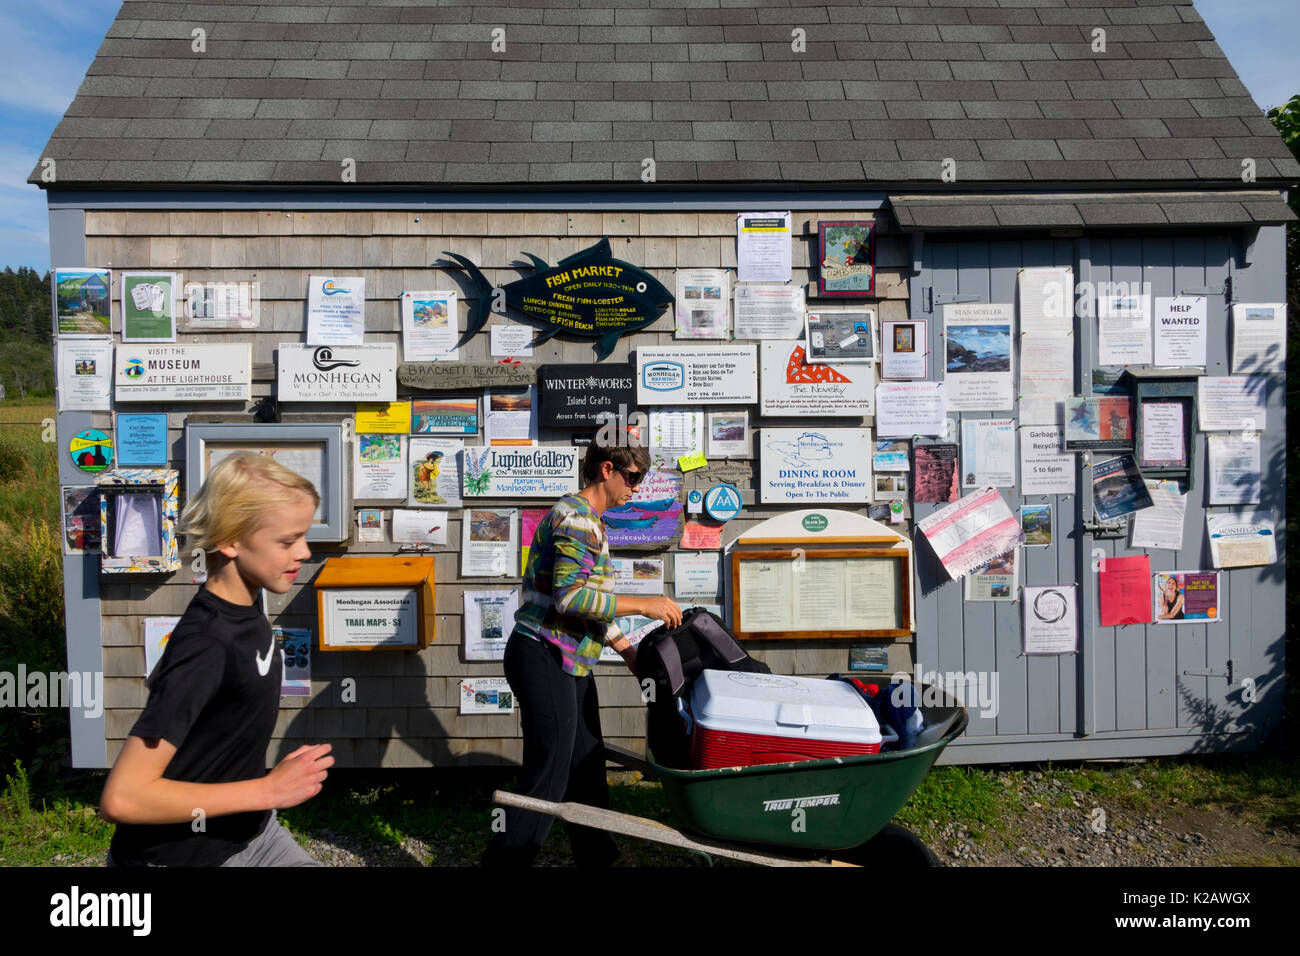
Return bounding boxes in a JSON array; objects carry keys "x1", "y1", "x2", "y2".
[
  {"x1": 1097, "y1": 291, "x2": 1152, "y2": 365},
  {"x1": 759, "y1": 428, "x2": 872, "y2": 504},
  {"x1": 880, "y1": 319, "x2": 927, "y2": 380},
  {"x1": 637, "y1": 346, "x2": 758, "y2": 405},
  {"x1": 1207, "y1": 434, "x2": 1261, "y2": 505},
  {"x1": 402, "y1": 291, "x2": 460, "y2": 362},
  {"x1": 277, "y1": 343, "x2": 397, "y2": 402},
  {"x1": 144, "y1": 616, "x2": 181, "y2": 678},
  {"x1": 1023, "y1": 585, "x2": 1078, "y2": 654},
  {"x1": 1129, "y1": 479, "x2": 1186, "y2": 551},
  {"x1": 58, "y1": 340, "x2": 114, "y2": 410},
  {"x1": 1018, "y1": 267, "x2": 1074, "y2": 424},
  {"x1": 459, "y1": 677, "x2": 516, "y2": 714},
  {"x1": 1207, "y1": 510, "x2": 1277, "y2": 568},
  {"x1": 761, "y1": 341, "x2": 874, "y2": 416},
  {"x1": 650, "y1": 408, "x2": 704, "y2": 456},
  {"x1": 944, "y1": 303, "x2": 1014, "y2": 411},
  {"x1": 875, "y1": 382, "x2": 946, "y2": 438},
  {"x1": 353, "y1": 434, "x2": 407, "y2": 501},
  {"x1": 307, "y1": 275, "x2": 365, "y2": 345},
  {"x1": 1197, "y1": 377, "x2": 1266, "y2": 432},
  {"x1": 321, "y1": 588, "x2": 418, "y2": 648},
  {"x1": 1018, "y1": 425, "x2": 1074, "y2": 496},
  {"x1": 463, "y1": 589, "x2": 520, "y2": 660},
  {"x1": 675, "y1": 268, "x2": 731, "y2": 338},
  {"x1": 612, "y1": 557, "x2": 664, "y2": 595},
  {"x1": 733, "y1": 284, "x2": 805, "y2": 339},
  {"x1": 673, "y1": 553, "x2": 721, "y2": 600},
  {"x1": 736, "y1": 211, "x2": 792, "y2": 283},
  {"x1": 392, "y1": 508, "x2": 448, "y2": 545},
  {"x1": 961, "y1": 419, "x2": 1016, "y2": 488},
  {"x1": 1231, "y1": 303, "x2": 1286, "y2": 374},
  {"x1": 1153, "y1": 296, "x2": 1207, "y2": 366},
  {"x1": 462, "y1": 508, "x2": 518, "y2": 577},
  {"x1": 115, "y1": 343, "x2": 252, "y2": 402},
  {"x1": 490, "y1": 323, "x2": 534, "y2": 357}
]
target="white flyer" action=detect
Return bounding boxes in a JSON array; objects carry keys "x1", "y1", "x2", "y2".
[
  {"x1": 1207, "y1": 510, "x2": 1277, "y2": 568},
  {"x1": 1197, "y1": 377, "x2": 1266, "y2": 431},
  {"x1": 409, "y1": 437, "x2": 463, "y2": 508},
  {"x1": 463, "y1": 589, "x2": 521, "y2": 661},
  {"x1": 733, "y1": 284, "x2": 805, "y2": 339},
  {"x1": 459, "y1": 677, "x2": 516, "y2": 715},
  {"x1": 706, "y1": 410, "x2": 750, "y2": 458},
  {"x1": 144, "y1": 616, "x2": 182, "y2": 678},
  {"x1": 1018, "y1": 425, "x2": 1075, "y2": 496},
  {"x1": 875, "y1": 382, "x2": 946, "y2": 438},
  {"x1": 490, "y1": 323, "x2": 534, "y2": 357},
  {"x1": 961, "y1": 419, "x2": 1016, "y2": 488},
  {"x1": 307, "y1": 275, "x2": 365, "y2": 345},
  {"x1": 1153, "y1": 296, "x2": 1207, "y2": 366},
  {"x1": 401, "y1": 291, "x2": 460, "y2": 362},
  {"x1": 943, "y1": 303, "x2": 1014, "y2": 411},
  {"x1": 1140, "y1": 401, "x2": 1185, "y2": 466},
  {"x1": 461, "y1": 508, "x2": 518, "y2": 577},
  {"x1": 353, "y1": 434, "x2": 407, "y2": 501},
  {"x1": 612, "y1": 557, "x2": 664, "y2": 595},
  {"x1": 1018, "y1": 267, "x2": 1074, "y2": 424},
  {"x1": 392, "y1": 508, "x2": 448, "y2": 545},
  {"x1": 1207, "y1": 434, "x2": 1261, "y2": 505},
  {"x1": 57, "y1": 340, "x2": 114, "y2": 411},
  {"x1": 916, "y1": 486, "x2": 1023, "y2": 580},
  {"x1": 484, "y1": 387, "x2": 536, "y2": 444},
  {"x1": 1129, "y1": 479, "x2": 1186, "y2": 551},
  {"x1": 650, "y1": 408, "x2": 704, "y2": 457},
  {"x1": 675, "y1": 268, "x2": 730, "y2": 339},
  {"x1": 1096, "y1": 290, "x2": 1152, "y2": 365},
  {"x1": 761, "y1": 340, "x2": 874, "y2": 417},
  {"x1": 736, "y1": 211, "x2": 792, "y2": 283},
  {"x1": 1023, "y1": 585, "x2": 1078, "y2": 654},
  {"x1": 880, "y1": 319, "x2": 927, "y2": 380},
  {"x1": 1231, "y1": 303, "x2": 1286, "y2": 374},
  {"x1": 673, "y1": 552, "x2": 721, "y2": 600}
]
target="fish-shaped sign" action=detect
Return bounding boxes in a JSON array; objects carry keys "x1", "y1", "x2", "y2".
[{"x1": 444, "y1": 238, "x2": 673, "y2": 360}]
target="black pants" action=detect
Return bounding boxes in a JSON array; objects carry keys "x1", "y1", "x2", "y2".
[{"x1": 481, "y1": 631, "x2": 618, "y2": 867}]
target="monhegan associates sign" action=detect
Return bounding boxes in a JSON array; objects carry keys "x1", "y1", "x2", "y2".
[{"x1": 277, "y1": 343, "x2": 397, "y2": 401}]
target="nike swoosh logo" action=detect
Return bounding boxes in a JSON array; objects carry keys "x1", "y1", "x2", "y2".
[{"x1": 255, "y1": 637, "x2": 276, "y2": 677}]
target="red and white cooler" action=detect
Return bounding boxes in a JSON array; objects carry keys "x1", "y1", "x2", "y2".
[{"x1": 687, "y1": 671, "x2": 889, "y2": 770}]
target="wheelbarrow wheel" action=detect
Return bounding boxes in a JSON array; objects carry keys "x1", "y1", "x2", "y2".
[{"x1": 834, "y1": 824, "x2": 940, "y2": 868}]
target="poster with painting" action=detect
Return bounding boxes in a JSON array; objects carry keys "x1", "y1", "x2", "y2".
[
  {"x1": 706, "y1": 411, "x2": 750, "y2": 458},
  {"x1": 880, "y1": 319, "x2": 927, "y2": 380},
  {"x1": 121, "y1": 272, "x2": 179, "y2": 342},
  {"x1": 408, "y1": 438, "x2": 463, "y2": 507},
  {"x1": 1020, "y1": 504, "x2": 1052, "y2": 546},
  {"x1": 55, "y1": 268, "x2": 111, "y2": 337},
  {"x1": 817, "y1": 220, "x2": 876, "y2": 297}
]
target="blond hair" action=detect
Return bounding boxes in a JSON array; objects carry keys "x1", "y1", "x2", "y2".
[{"x1": 181, "y1": 451, "x2": 320, "y2": 552}]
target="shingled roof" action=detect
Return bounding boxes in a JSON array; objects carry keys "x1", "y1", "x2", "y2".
[{"x1": 29, "y1": 0, "x2": 1300, "y2": 189}]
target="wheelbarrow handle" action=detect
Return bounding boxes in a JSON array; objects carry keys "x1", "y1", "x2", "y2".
[{"x1": 603, "y1": 742, "x2": 656, "y2": 777}]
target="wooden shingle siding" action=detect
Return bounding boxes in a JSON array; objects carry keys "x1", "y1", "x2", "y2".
[{"x1": 96, "y1": 205, "x2": 909, "y2": 767}]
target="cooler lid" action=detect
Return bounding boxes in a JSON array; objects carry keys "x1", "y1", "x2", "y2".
[{"x1": 690, "y1": 671, "x2": 880, "y2": 742}]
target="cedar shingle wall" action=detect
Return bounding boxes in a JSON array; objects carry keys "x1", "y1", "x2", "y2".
[{"x1": 89, "y1": 207, "x2": 914, "y2": 768}]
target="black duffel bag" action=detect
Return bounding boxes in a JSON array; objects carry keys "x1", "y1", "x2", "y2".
[{"x1": 634, "y1": 606, "x2": 770, "y2": 768}]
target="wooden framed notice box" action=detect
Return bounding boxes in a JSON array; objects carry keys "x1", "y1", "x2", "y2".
[
  {"x1": 729, "y1": 548, "x2": 911, "y2": 640},
  {"x1": 314, "y1": 555, "x2": 436, "y2": 651}
]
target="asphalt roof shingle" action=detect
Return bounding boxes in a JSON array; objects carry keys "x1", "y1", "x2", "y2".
[{"x1": 29, "y1": 0, "x2": 1299, "y2": 188}]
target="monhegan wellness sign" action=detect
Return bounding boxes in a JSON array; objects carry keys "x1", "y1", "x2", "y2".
[
  {"x1": 636, "y1": 345, "x2": 758, "y2": 405},
  {"x1": 463, "y1": 445, "x2": 581, "y2": 498},
  {"x1": 537, "y1": 363, "x2": 636, "y2": 427},
  {"x1": 115, "y1": 343, "x2": 252, "y2": 402},
  {"x1": 278, "y1": 343, "x2": 397, "y2": 401}
]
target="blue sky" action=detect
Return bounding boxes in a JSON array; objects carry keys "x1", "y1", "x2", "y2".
[{"x1": 1, "y1": 0, "x2": 1295, "y2": 274}]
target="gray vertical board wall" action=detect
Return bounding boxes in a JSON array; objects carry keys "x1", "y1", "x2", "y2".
[
  {"x1": 50, "y1": 206, "x2": 107, "y2": 767},
  {"x1": 914, "y1": 228, "x2": 1286, "y2": 762}
]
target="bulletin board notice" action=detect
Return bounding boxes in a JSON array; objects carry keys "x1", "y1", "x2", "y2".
[{"x1": 730, "y1": 548, "x2": 911, "y2": 640}]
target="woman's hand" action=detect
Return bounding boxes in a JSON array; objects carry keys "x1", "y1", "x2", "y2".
[{"x1": 633, "y1": 595, "x2": 683, "y2": 629}]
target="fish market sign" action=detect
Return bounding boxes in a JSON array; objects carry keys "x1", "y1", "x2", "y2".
[
  {"x1": 463, "y1": 446, "x2": 580, "y2": 498},
  {"x1": 115, "y1": 343, "x2": 251, "y2": 402},
  {"x1": 445, "y1": 238, "x2": 673, "y2": 360},
  {"x1": 537, "y1": 363, "x2": 636, "y2": 427},
  {"x1": 278, "y1": 343, "x2": 396, "y2": 401}
]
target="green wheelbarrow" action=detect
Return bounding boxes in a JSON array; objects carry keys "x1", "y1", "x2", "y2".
[{"x1": 492, "y1": 686, "x2": 968, "y2": 867}]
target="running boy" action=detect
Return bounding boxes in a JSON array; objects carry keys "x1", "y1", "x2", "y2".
[{"x1": 101, "y1": 452, "x2": 334, "y2": 866}]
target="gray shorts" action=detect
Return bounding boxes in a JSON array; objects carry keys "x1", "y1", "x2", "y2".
[{"x1": 106, "y1": 811, "x2": 322, "y2": 867}]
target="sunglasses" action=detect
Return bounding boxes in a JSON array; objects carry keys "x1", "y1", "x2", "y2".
[{"x1": 617, "y1": 467, "x2": 644, "y2": 488}]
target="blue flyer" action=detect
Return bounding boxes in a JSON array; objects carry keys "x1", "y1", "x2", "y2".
[{"x1": 116, "y1": 413, "x2": 169, "y2": 466}]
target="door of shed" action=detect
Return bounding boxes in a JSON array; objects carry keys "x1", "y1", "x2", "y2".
[{"x1": 911, "y1": 232, "x2": 1286, "y2": 763}]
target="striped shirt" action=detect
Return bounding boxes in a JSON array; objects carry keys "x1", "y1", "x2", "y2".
[{"x1": 515, "y1": 493, "x2": 620, "y2": 677}]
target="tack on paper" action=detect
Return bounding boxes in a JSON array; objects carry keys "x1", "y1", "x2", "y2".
[
  {"x1": 1129, "y1": 479, "x2": 1185, "y2": 552},
  {"x1": 675, "y1": 268, "x2": 731, "y2": 339},
  {"x1": 392, "y1": 508, "x2": 448, "y2": 545},
  {"x1": 943, "y1": 304, "x2": 1014, "y2": 411},
  {"x1": 307, "y1": 275, "x2": 365, "y2": 345},
  {"x1": 490, "y1": 323, "x2": 535, "y2": 357},
  {"x1": 733, "y1": 284, "x2": 804, "y2": 340},
  {"x1": 1023, "y1": 585, "x2": 1078, "y2": 654},
  {"x1": 960, "y1": 418, "x2": 1015, "y2": 489},
  {"x1": 916, "y1": 486, "x2": 1023, "y2": 580},
  {"x1": 1207, "y1": 434, "x2": 1261, "y2": 506},
  {"x1": 1018, "y1": 425, "x2": 1074, "y2": 496},
  {"x1": 462, "y1": 508, "x2": 518, "y2": 577},
  {"x1": 1098, "y1": 555, "x2": 1152, "y2": 627},
  {"x1": 463, "y1": 589, "x2": 521, "y2": 661},
  {"x1": 1197, "y1": 377, "x2": 1266, "y2": 432},
  {"x1": 1231, "y1": 303, "x2": 1286, "y2": 374},
  {"x1": 401, "y1": 291, "x2": 460, "y2": 362},
  {"x1": 1096, "y1": 290, "x2": 1152, "y2": 366},
  {"x1": 1153, "y1": 296, "x2": 1207, "y2": 367},
  {"x1": 673, "y1": 552, "x2": 721, "y2": 600},
  {"x1": 736, "y1": 211, "x2": 793, "y2": 283},
  {"x1": 875, "y1": 382, "x2": 945, "y2": 439},
  {"x1": 1207, "y1": 510, "x2": 1277, "y2": 569}
]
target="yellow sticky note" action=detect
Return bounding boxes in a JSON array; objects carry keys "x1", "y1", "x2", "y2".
[
  {"x1": 678, "y1": 451, "x2": 707, "y2": 472},
  {"x1": 356, "y1": 402, "x2": 412, "y2": 433}
]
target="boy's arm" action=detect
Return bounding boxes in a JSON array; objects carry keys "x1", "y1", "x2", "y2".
[{"x1": 100, "y1": 736, "x2": 333, "y2": 825}]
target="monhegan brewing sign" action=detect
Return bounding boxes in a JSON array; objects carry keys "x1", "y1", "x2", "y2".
[
  {"x1": 445, "y1": 238, "x2": 673, "y2": 360},
  {"x1": 114, "y1": 343, "x2": 252, "y2": 401},
  {"x1": 537, "y1": 363, "x2": 636, "y2": 426}
]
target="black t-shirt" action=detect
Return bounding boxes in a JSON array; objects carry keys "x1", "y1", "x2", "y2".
[{"x1": 109, "y1": 588, "x2": 282, "y2": 867}]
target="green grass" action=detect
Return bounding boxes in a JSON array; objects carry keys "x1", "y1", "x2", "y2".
[{"x1": 0, "y1": 763, "x2": 112, "y2": 866}]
